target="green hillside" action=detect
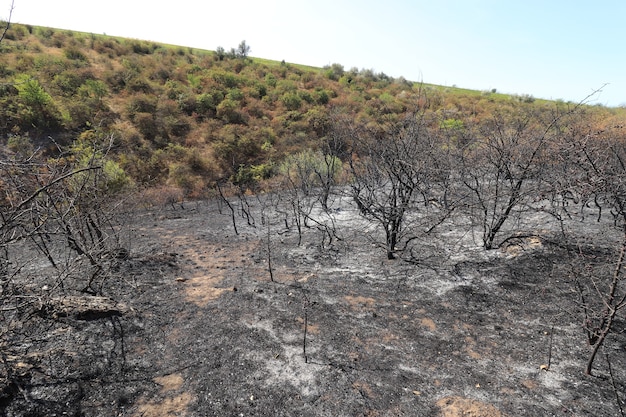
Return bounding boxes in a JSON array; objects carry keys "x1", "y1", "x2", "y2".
[{"x1": 0, "y1": 23, "x2": 624, "y2": 198}]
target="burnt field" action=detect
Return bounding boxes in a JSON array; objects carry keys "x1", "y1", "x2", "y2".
[{"x1": 1, "y1": 193, "x2": 625, "y2": 417}]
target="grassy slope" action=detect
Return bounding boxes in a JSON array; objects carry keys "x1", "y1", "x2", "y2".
[{"x1": 0, "y1": 23, "x2": 623, "y2": 198}]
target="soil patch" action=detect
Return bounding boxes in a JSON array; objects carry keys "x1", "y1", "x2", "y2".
[{"x1": 436, "y1": 396, "x2": 505, "y2": 417}]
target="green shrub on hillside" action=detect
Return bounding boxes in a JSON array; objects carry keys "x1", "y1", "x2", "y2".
[
  {"x1": 64, "y1": 47, "x2": 88, "y2": 62},
  {"x1": 69, "y1": 130, "x2": 133, "y2": 195},
  {"x1": 126, "y1": 94, "x2": 158, "y2": 119},
  {"x1": 279, "y1": 148, "x2": 342, "y2": 195},
  {"x1": 13, "y1": 74, "x2": 63, "y2": 132},
  {"x1": 281, "y1": 92, "x2": 302, "y2": 111},
  {"x1": 216, "y1": 98, "x2": 245, "y2": 124},
  {"x1": 16, "y1": 74, "x2": 52, "y2": 107}
]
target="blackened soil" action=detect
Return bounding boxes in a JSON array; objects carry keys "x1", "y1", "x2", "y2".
[{"x1": 1, "y1": 198, "x2": 625, "y2": 416}]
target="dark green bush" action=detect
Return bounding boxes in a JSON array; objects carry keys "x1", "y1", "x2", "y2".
[
  {"x1": 281, "y1": 92, "x2": 302, "y2": 110},
  {"x1": 127, "y1": 77, "x2": 154, "y2": 93},
  {"x1": 64, "y1": 47, "x2": 88, "y2": 62},
  {"x1": 53, "y1": 70, "x2": 94, "y2": 96},
  {"x1": 126, "y1": 94, "x2": 158, "y2": 119},
  {"x1": 133, "y1": 112, "x2": 160, "y2": 141}
]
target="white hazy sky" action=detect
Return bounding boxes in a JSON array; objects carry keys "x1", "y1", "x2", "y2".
[{"x1": 5, "y1": 0, "x2": 625, "y2": 106}]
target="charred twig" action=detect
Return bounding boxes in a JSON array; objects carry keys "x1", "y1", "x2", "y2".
[
  {"x1": 0, "y1": 0, "x2": 15, "y2": 45},
  {"x1": 585, "y1": 258, "x2": 626, "y2": 375},
  {"x1": 216, "y1": 181, "x2": 238, "y2": 235},
  {"x1": 546, "y1": 324, "x2": 555, "y2": 370},
  {"x1": 605, "y1": 352, "x2": 625, "y2": 417},
  {"x1": 266, "y1": 220, "x2": 274, "y2": 282},
  {"x1": 297, "y1": 281, "x2": 311, "y2": 364}
]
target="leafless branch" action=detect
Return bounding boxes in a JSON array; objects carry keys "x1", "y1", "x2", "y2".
[{"x1": 0, "y1": 0, "x2": 15, "y2": 45}]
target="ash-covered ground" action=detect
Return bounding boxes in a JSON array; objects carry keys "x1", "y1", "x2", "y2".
[{"x1": 1, "y1": 193, "x2": 625, "y2": 416}]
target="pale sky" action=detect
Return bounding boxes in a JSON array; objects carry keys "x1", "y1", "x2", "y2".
[{"x1": 5, "y1": 0, "x2": 625, "y2": 106}]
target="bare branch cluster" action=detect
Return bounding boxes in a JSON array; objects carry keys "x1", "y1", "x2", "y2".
[
  {"x1": 0, "y1": 137, "x2": 132, "y2": 398},
  {"x1": 332, "y1": 95, "x2": 624, "y2": 377}
]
